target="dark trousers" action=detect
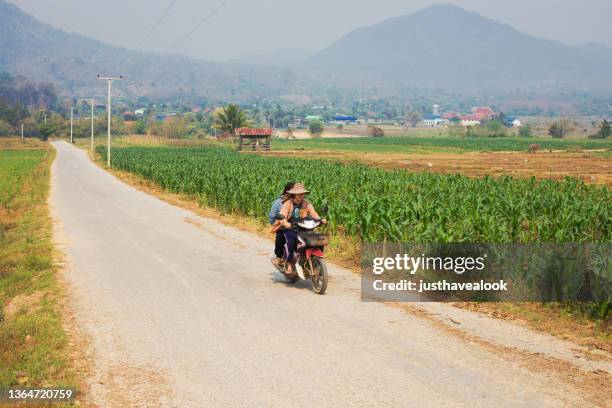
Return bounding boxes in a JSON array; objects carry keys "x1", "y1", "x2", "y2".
[
  {"x1": 283, "y1": 229, "x2": 299, "y2": 263},
  {"x1": 274, "y1": 230, "x2": 286, "y2": 258}
]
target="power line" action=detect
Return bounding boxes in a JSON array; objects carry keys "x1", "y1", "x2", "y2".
[
  {"x1": 136, "y1": 0, "x2": 179, "y2": 49},
  {"x1": 166, "y1": 0, "x2": 228, "y2": 53}
]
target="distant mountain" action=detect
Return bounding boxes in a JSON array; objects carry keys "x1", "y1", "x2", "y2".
[
  {"x1": 230, "y1": 48, "x2": 316, "y2": 68},
  {"x1": 304, "y1": 4, "x2": 612, "y2": 92},
  {"x1": 0, "y1": 0, "x2": 299, "y2": 101},
  {"x1": 1, "y1": 1, "x2": 611, "y2": 101}
]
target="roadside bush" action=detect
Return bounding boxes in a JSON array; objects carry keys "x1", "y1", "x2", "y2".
[
  {"x1": 589, "y1": 301, "x2": 611, "y2": 323},
  {"x1": 37, "y1": 123, "x2": 56, "y2": 141}
]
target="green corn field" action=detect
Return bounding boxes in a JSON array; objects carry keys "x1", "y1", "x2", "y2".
[{"x1": 99, "y1": 146, "x2": 611, "y2": 244}]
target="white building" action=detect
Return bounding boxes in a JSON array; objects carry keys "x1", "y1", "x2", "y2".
[
  {"x1": 460, "y1": 116, "x2": 481, "y2": 127},
  {"x1": 422, "y1": 114, "x2": 449, "y2": 127}
]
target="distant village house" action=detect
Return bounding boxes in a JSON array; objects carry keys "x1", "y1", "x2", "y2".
[
  {"x1": 421, "y1": 106, "x2": 515, "y2": 127},
  {"x1": 422, "y1": 114, "x2": 449, "y2": 127}
]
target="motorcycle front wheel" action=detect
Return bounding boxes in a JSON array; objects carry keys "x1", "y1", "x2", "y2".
[{"x1": 310, "y1": 256, "x2": 328, "y2": 295}]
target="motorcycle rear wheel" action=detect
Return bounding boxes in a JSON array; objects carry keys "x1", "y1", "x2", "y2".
[{"x1": 310, "y1": 257, "x2": 328, "y2": 295}]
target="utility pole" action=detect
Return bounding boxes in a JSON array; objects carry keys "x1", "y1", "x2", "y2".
[
  {"x1": 97, "y1": 75, "x2": 122, "y2": 167},
  {"x1": 44, "y1": 114, "x2": 47, "y2": 124},
  {"x1": 90, "y1": 99, "x2": 94, "y2": 153},
  {"x1": 80, "y1": 98, "x2": 95, "y2": 154},
  {"x1": 21, "y1": 123, "x2": 24, "y2": 142},
  {"x1": 70, "y1": 106, "x2": 74, "y2": 144}
]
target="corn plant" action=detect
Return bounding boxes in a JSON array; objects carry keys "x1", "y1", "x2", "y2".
[{"x1": 99, "y1": 146, "x2": 611, "y2": 244}]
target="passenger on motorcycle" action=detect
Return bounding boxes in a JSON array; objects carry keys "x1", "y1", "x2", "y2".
[
  {"x1": 269, "y1": 182, "x2": 295, "y2": 266},
  {"x1": 278, "y1": 183, "x2": 325, "y2": 276}
]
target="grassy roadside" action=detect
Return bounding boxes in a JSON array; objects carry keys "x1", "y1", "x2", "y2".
[
  {"x1": 75, "y1": 136, "x2": 610, "y2": 354},
  {"x1": 458, "y1": 301, "x2": 610, "y2": 353},
  {"x1": 0, "y1": 139, "x2": 78, "y2": 405}
]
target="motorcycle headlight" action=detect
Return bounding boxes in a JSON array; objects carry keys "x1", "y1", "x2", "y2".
[{"x1": 298, "y1": 220, "x2": 318, "y2": 229}]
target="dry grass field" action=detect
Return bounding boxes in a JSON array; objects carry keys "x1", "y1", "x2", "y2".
[{"x1": 278, "y1": 117, "x2": 602, "y2": 140}]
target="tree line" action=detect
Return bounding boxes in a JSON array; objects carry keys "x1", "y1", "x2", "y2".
[{"x1": 0, "y1": 72, "x2": 59, "y2": 137}]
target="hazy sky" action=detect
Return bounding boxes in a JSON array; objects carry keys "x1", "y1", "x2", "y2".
[{"x1": 8, "y1": 0, "x2": 612, "y2": 61}]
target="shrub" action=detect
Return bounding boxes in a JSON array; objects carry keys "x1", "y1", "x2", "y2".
[
  {"x1": 465, "y1": 120, "x2": 507, "y2": 138},
  {"x1": 0, "y1": 119, "x2": 13, "y2": 136},
  {"x1": 548, "y1": 118, "x2": 575, "y2": 138},
  {"x1": 309, "y1": 120, "x2": 324, "y2": 137},
  {"x1": 588, "y1": 119, "x2": 610, "y2": 139},
  {"x1": 518, "y1": 123, "x2": 533, "y2": 137},
  {"x1": 134, "y1": 120, "x2": 147, "y2": 135},
  {"x1": 37, "y1": 123, "x2": 56, "y2": 141},
  {"x1": 150, "y1": 117, "x2": 189, "y2": 139},
  {"x1": 368, "y1": 125, "x2": 384, "y2": 137}
]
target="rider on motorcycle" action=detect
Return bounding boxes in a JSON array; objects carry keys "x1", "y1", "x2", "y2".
[
  {"x1": 278, "y1": 183, "x2": 325, "y2": 276},
  {"x1": 269, "y1": 182, "x2": 295, "y2": 266}
]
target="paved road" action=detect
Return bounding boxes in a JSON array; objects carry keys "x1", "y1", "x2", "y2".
[{"x1": 50, "y1": 141, "x2": 586, "y2": 407}]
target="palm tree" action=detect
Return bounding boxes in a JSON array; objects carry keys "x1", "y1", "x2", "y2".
[{"x1": 214, "y1": 104, "x2": 251, "y2": 136}]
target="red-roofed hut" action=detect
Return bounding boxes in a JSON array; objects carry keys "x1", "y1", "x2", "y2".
[{"x1": 235, "y1": 127, "x2": 273, "y2": 151}]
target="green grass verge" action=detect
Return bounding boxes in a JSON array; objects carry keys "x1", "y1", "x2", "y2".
[{"x1": 0, "y1": 146, "x2": 78, "y2": 402}]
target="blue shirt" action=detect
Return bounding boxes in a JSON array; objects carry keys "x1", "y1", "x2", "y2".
[{"x1": 268, "y1": 197, "x2": 283, "y2": 225}]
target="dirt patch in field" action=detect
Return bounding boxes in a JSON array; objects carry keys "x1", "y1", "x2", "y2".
[
  {"x1": 283, "y1": 130, "x2": 369, "y2": 139},
  {"x1": 269, "y1": 150, "x2": 612, "y2": 186}
]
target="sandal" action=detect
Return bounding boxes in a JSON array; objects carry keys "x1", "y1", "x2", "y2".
[{"x1": 285, "y1": 265, "x2": 295, "y2": 276}]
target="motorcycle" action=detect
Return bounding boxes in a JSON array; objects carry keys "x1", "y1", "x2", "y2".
[{"x1": 271, "y1": 214, "x2": 329, "y2": 295}]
